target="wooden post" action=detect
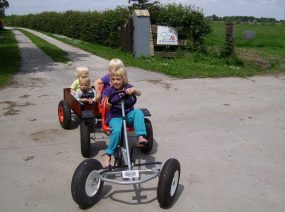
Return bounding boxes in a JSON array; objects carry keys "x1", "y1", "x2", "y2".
[{"x1": 224, "y1": 22, "x2": 235, "y2": 57}]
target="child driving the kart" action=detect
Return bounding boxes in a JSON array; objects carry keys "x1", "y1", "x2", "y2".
[{"x1": 102, "y1": 67, "x2": 148, "y2": 168}]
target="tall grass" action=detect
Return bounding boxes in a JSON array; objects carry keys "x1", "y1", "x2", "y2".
[{"x1": 0, "y1": 29, "x2": 21, "y2": 87}]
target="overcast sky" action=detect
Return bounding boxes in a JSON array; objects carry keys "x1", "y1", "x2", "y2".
[{"x1": 6, "y1": 0, "x2": 285, "y2": 20}]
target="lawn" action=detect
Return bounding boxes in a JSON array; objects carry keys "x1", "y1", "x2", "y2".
[
  {"x1": 19, "y1": 29, "x2": 69, "y2": 63},
  {"x1": 1, "y1": 22, "x2": 284, "y2": 87},
  {"x1": 206, "y1": 22, "x2": 285, "y2": 70},
  {"x1": 47, "y1": 21, "x2": 285, "y2": 78},
  {"x1": 206, "y1": 22, "x2": 285, "y2": 57},
  {"x1": 0, "y1": 29, "x2": 21, "y2": 87}
]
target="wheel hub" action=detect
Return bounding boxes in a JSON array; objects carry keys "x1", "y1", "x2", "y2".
[
  {"x1": 85, "y1": 170, "x2": 101, "y2": 197},
  {"x1": 170, "y1": 170, "x2": 179, "y2": 196}
]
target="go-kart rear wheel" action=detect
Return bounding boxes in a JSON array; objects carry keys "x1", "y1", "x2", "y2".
[
  {"x1": 157, "y1": 158, "x2": 181, "y2": 208},
  {"x1": 141, "y1": 118, "x2": 153, "y2": 154},
  {"x1": 71, "y1": 159, "x2": 104, "y2": 208},
  {"x1": 58, "y1": 100, "x2": 71, "y2": 129},
  {"x1": 80, "y1": 121, "x2": 91, "y2": 158}
]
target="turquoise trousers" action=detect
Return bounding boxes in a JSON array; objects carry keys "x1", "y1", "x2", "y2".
[{"x1": 106, "y1": 109, "x2": 146, "y2": 155}]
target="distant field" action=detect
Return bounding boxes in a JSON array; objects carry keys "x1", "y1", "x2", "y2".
[{"x1": 206, "y1": 22, "x2": 285, "y2": 57}]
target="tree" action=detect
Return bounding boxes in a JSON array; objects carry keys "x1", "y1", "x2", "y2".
[
  {"x1": 128, "y1": 0, "x2": 160, "y2": 10},
  {"x1": 0, "y1": 0, "x2": 9, "y2": 18}
]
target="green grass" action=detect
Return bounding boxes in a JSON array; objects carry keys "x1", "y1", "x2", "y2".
[
  {"x1": 18, "y1": 29, "x2": 70, "y2": 63},
  {"x1": 2, "y1": 23, "x2": 284, "y2": 86},
  {"x1": 0, "y1": 29, "x2": 21, "y2": 87},
  {"x1": 47, "y1": 31, "x2": 283, "y2": 78},
  {"x1": 206, "y1": 22, "x2": 285, "y2": 57}
]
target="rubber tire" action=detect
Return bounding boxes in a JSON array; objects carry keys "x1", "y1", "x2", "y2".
[
  {"x1": 58, "y1": 100, "x2": 71, "y2": 129},
  {"x1": 71, "y1": 159, "x2": 104, "y2": 208},
  {"x1": 80, "y1": 121, "x2": 91, "y2": 158},
  {"x1": 141, "y1": 118, "x2": 153, "y2": 154},
  {"x1": 157, "y1": 158, "x2": 181, "y2": 208}
]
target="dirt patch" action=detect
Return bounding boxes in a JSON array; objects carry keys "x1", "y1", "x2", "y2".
[
  {"x1": 10, "y1": 77, "x2": 50, "y2": 88},
  {"x1": 237, "y1": 49, "x2": 278, "y2": 69},
  {"x1": 23, "y1": 155, "x2": 34, "y2": 161},
  {"x1": 30, "y1": 128, "x2": 65, "y2": 142},
  {"x1": 38, "y1": 94, "x2": 49, "y2": 98},
  {"x1": 19, "y1": 94, "x2": 31, "y2": 98},
  {"x1": 146, "y1": 79, "x2": 172, "y2": 89},
  {"x1": 0, "y1": 101, "x2": 35, "y2": 116}
]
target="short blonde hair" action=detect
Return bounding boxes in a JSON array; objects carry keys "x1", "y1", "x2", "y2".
[
  {"x1": 75, "y1": 66, "x2": 89, "y2": 78},
  {"x1": 108, "y1": 58, "x2": 124, "y2": 72},
  {"x1": 110, "y1": 67, "x2": 128, "y2": 84},
  {"x1": 79, "y1": 77, "x2": 90, "y2": 86}
]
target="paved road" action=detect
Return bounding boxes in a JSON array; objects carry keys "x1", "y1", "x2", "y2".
[{"x1": 0, "y1": 28, "x2": 285, "y2": 212}]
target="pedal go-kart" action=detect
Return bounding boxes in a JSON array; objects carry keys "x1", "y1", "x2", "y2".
[
  {"x1": 58, "y1": 87, "x2": 153, "y2": 157},
  {"x1": 58, "y1": 89, "x2": 181, "y2": 208}
]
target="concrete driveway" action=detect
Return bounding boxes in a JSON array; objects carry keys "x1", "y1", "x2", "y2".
[{"x1": 0, "y1": 28, "x2": 284, "y2": 212}]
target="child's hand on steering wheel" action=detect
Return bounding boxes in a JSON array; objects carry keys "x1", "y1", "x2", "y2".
[
  {"x1": 125, "y1": 87, "x2": 141, "y2": 96},
  {"x1": 125, "y1": 87, "x2": 135, "y2": 95}
]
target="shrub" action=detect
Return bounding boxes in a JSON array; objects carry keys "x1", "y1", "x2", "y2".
[
  {"x1": 149, "y1": 3, "x2": 212, "y2": 51},
  {"x1": 6, "y1": 4, "x2": 211, "y2": 51}
]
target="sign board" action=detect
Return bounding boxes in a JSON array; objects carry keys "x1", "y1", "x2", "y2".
[
  {"x1": 157, "y1": 26, "x2": 178, "y2": 45},
  {"x1": 243, "y1": 30, "x2": 256, "y2": 40},
  {"x1": 122, "y1": 170, "x2": 139, "y2": 179}
]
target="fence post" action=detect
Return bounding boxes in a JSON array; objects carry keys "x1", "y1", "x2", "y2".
[
  {"x1": 224, "y1": 22, "x2": 235, "y2": 57},
  {"x1": 132, "y1": 9, "x2": 150, "y2": 57}
]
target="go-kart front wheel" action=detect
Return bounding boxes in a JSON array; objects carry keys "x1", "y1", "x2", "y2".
[
  {"x1": 58, "y1": 100, "x2": 71, "y2": 129},
  {"x1": 71, "y1": 159, "x2": 104, "y2": 208},
  {"x1": 157, "y1": 158, "x2": 181, "y2": 208}
]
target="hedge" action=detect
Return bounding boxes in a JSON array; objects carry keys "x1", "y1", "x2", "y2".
[{"x1": 7, "y1": 4, "x2": 212, "y2": 50}]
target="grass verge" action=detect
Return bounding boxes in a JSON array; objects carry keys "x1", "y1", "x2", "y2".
[
  {"x1": 19, "y1": 29, "x2": 69, "y2": 63},
  {"x1": 47, "y1": 32, "x2": 283, "y2": 78},
  {"x1": 0, "y1": 29, "x2": 21, "y2": 87}
]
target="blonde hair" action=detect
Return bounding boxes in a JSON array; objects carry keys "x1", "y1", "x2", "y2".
[
  {"x1": 75, "y1": 66, "x2": 89, "y2": 78},
  {"x1": 110, "y1": 67, "x2": 128, "y2": 84},
  {"x1": 79, "y1": 77, "x2": 90, "y2": 86},
  {"x1": 108, "y1": 58, "x2": 124, "y2": 72}
]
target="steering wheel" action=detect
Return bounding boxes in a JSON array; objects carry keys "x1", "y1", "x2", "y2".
[{"x1": 108, "y1": 90, "x2": 137, "y2": 109}]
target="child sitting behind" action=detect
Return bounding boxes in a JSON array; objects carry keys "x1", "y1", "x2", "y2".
[
  {"x1": 70, "y1": 66, "x2": 89, "y2": 94},
  {"x1": 94, "y1": 58, "x2": 124, "y2": 100},
  {"x1": 74, "y1": 77, "x2": 97, "y2": 104}
]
